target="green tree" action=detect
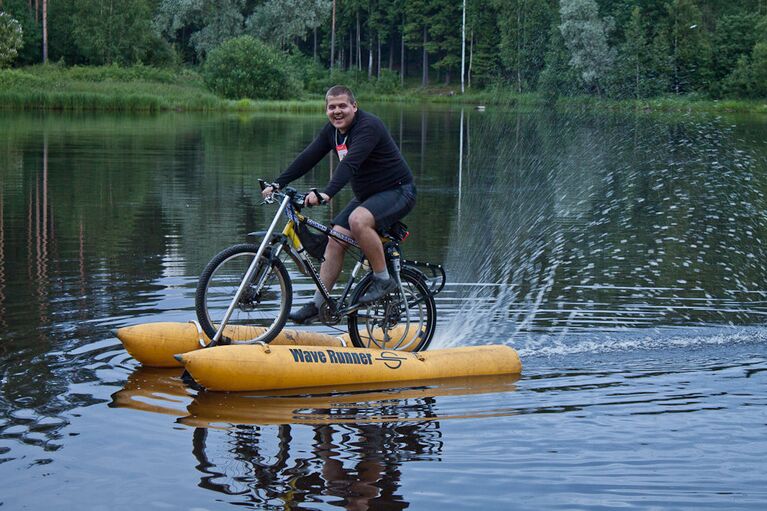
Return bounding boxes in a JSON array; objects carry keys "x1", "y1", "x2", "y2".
[
  {"x1": 0, "y1": 10, "x2": 22, "y2": 67},
  {"x1": 1, "y1": 0, "x2": 41, "y2": 64},
  {"x1": 611, "y1": 6, "x2": 646, "y2": 98},
  {"x1": 495, "y1": 0, "x2": 554, "y2": 92},
  {"x1": 708, "y1": 12, "x2": 760, "y2": 97},
  {"x1": 202, "y1": 35, "x2": 300, "y2": 99},
  {"x1": 610, "y1": 6, "x2": 670, "y2": 98},
  {"x1": 66, "y1": 0, "x2": 157, "y2": 65},
  {"x1": 427, "y1": 0, "x2": 461, "y2": 84},
  {"x1": 154, "y1": 0, "x2": 245, "y2": 62},
  {"x1": 403, "y1": 0, "x2": 432, "y2": 86},
  {"x1": 752, "y1": 41, "x2": 767, "y2": 96},
  {"x1": 370, "y1": 0, "x2": 405, "y2": 79},
  {"x1": 246, "y1": 0, "x2": 331, "y2": 50},
  {"x1": 644, "y1": 26, "x2": 672, "y2": 95},
  {"x1": 377, "y1": 0, "x2": 403, "y2": 74},
  {"x1": 559, "y1": 0, "x2": 615, "y2": 96},
  {"x1": 723, "y1": 16, "x2": 767, "y2": 97},
  {"x1": 538, "y1": 23, "x2": 581, "y2": 101},
  {"x1": 466, "y1": 0, "x2": 500, "y2": 88},
  {"x1": 662, "y1": 0, "x2": 711, "y2": 94}
]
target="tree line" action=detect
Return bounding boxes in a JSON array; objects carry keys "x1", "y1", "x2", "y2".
[{"x1": 1, "y1": 0, "x2": 766, "y2": 99}]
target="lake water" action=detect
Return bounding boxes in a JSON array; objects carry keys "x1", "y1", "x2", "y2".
[{"x1": 1, "y1": 105, "x2": 766, "y2": 510}]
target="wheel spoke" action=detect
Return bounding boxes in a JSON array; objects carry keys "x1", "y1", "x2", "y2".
[
  {"x1": 347, "y1": 269, "x2": 436, "y2": 352},
  {"x1": 195, "y1": 244, "x2": 292, "y2": 344}
]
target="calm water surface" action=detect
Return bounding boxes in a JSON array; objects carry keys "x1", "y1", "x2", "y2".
[{"x1": 1, "y1": 106, "x2": 766, "y2": 510}]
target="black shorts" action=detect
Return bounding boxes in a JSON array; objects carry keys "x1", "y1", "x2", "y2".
[{"x1": 332, "y1": 183, "x2": 416, "y2": 232}]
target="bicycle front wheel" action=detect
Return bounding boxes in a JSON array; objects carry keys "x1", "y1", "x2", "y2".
[
  {"x1": 347, "y1": 267, "x2": 436, "y2": 352},
  {"x1": 195, "y1": 243, "x2": 292, "y2": 344}
]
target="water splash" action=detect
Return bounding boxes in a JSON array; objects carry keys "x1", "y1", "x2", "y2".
[{"x1": 434, "y1": 110, "x2": 767, "y2": 353}]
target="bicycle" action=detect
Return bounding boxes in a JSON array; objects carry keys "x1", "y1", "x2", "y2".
[{"x1": 194, "y1": 180, "x2": 445, "y2": 352}]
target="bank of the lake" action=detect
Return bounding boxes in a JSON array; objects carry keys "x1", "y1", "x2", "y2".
[{"x1": 1, "y1": 64, "x2": 767, "y2": 114}]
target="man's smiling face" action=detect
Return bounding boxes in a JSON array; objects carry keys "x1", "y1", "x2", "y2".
[{"x1": 326, "y1": 94, "x2": 358, "y2": 133}]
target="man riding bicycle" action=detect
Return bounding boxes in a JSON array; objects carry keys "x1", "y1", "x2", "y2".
[{"x1": 261, "y1": 85, "x2": 416, "y2": 324}]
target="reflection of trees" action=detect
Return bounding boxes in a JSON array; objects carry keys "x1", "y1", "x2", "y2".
[
  {"x1": 0, "y1": 175, "x2": 6, "y2": 331},
  {"x1": 191, "y1": 417, "x2": 443, "y2": 510},
  {"x1": 0, "y1": 114, "x2": 200, "y2": 448}
]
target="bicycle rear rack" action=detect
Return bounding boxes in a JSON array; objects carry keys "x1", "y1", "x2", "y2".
[{"x1": 403, "y1": 260, "x2": 446, "y2": 296}]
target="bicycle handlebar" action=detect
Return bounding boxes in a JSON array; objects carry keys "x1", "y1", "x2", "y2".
[{"x1": 258, "y1": 179, "x2": 325, "y2": 210}]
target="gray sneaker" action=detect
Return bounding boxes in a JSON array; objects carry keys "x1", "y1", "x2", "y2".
[
  {"x1": 289, "y1": 302, "x2": 319, "y2": 324},
  {"x1": 359, "y1": 278, "x2": 397, "y2": 304}
]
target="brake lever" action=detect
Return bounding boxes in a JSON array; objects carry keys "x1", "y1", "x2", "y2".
[{"x1": 310, "y1": 188, "x2": 326, "y2": 205}]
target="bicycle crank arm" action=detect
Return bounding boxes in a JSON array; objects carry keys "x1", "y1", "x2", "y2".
[{"x1": 338, "y1": 303, "x2": 363, "y2": 316}]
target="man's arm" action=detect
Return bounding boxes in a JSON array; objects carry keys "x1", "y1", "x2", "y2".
[{"x1": 273, "y1": 130, "x2": 333, "y2": 189}]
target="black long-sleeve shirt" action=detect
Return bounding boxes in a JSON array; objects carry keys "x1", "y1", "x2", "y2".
[{"x1": 274, "y1": 110, "x2": 413, "y2": 201}]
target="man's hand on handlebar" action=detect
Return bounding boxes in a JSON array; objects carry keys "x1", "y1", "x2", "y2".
[
  {"x1": 260, "y1": 182, "x2": 279, "y2": 200},
  {"x1": 258, "y1": 180, "x2": 328, "y2": 207},
  {"x1": 305, "y1": 189, "x2": 329, "y2": 207}
]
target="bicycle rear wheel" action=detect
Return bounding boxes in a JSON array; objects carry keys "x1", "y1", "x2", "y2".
[
  {"x1": 347, "y1": 267, "x2": 436, "y2": 352},
  {"x1": 195, "y1": 243, "x2": 292, "y2": 344}
]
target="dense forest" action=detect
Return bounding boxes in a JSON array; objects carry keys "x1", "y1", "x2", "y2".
[{"x1": 1, "y1": 0, "x2": 766, "y2": 100}]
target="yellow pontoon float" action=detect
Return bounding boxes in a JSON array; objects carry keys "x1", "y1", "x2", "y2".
[{"x1": 114, "y1": 321, "x2": 522, "y2": 392}]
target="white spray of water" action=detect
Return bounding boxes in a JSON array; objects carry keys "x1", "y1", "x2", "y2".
[{"x1": 430, "y1": 110, "x2": 767, "y2": 355}]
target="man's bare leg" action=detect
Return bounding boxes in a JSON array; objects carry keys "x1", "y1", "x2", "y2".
[
  {"x1": 318, "y1": 225, "x2": 352, "y2": 293},
  {"x1": 290, "y1": 226, "x2": 351, "y2": 323},
  {"x1": 349, "y1": 207, "x2": 396, "y2": 303},
  {"x1": 348, "y1": 207, "x2": 385, "y2": 273}
]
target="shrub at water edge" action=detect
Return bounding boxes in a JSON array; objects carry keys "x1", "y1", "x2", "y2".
[{"x1": 202, "y1": 36, "x2": 300, "y2": 100}]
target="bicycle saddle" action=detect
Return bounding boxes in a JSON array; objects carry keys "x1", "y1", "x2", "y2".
[{"x1": 380, "y1": 221, "x2": 409, "y2": 242}]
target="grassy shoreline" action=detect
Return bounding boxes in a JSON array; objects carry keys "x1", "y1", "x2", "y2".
[{"x1": 1, "y1": 64, "x2": 766, "y2": 115}]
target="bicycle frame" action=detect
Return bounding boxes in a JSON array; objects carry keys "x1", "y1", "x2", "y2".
[
  {"x1": 274, "y1": 199, "x2": 384, "y2": 318},
  {"x1": 210, "y1": 189, "x2": 405, "y2": 345}
]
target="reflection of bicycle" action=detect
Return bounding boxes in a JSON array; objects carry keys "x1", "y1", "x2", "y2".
[{"x1": 195, "y1": 180, "x2": 445, "y2": 351}]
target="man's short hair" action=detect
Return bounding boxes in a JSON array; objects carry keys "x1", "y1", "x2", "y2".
[{"x1": 325, "y1": 85, "x2": 356, "y2": 105}]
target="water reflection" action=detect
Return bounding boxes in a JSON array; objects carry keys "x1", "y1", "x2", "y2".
[
  {"x1": 191, "y1": 421, "x2": 440, "y2": 509},
  {"x1": 111, "y1": 367, "x2": 521, "y2": 426},
  {"x1": 110, "y1": 368, "x2": 522, "y2": 508}
]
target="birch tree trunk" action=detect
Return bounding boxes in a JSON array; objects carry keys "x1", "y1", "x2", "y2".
[
  {"x1": 517, "y1": 1, "x2": 522, "y2": 93},
  {"x1": 422, "y1": 26, "x2": 429, "y2": 86},
  {"x1": 330, "y1": 0, "x2": 336, "y2": 70},
  {"x1": 461, "y1": 0, "x2": 466, "y2": 93},
  {"x1": 469, "y1": 30, "x2": 474, "y2": 89},
  {"x1": 356, "y1": 11, "x2": 362, "y2": 70},
  {"x1": 368, "y1": 31, "x2": 373, "y2": 78},
  {"x1": 42, "y1": 0, "x2": 48, "y2": 63},
  {"x1": 400, "y1": 18, "x2": 405, "y2": 86}
]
